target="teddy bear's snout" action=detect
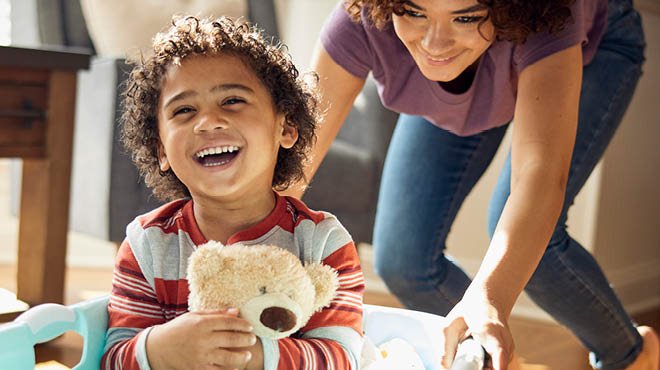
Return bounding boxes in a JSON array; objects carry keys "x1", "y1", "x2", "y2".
[
  {"x1": 241, "y1": 292, "x2": 304, "y2": 339},
  {"x1": 260, "y1": 306, "x2": 297, "y2": 332}
]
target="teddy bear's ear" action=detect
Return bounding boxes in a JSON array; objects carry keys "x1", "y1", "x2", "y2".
[{"x1": 304, "y1": 263, "x2": 339, "y2": 312}]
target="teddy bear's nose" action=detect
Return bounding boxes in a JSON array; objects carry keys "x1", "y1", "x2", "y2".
[{"x1": 260, "y1": 307, "x2": 297, "y2": 332}]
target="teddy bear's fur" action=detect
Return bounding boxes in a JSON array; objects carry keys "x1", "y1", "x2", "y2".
[{"x1": 187, "y1": 242, "x2": 339, "y2": 339}]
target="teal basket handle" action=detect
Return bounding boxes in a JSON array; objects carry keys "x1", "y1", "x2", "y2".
[
  {"x1": 0, "y1": 303, "x2": 76, "y2": 370},
  {"x1": 16, "y1": 303, "x2": 77, "y2": 343},
  {"x1": 0, "y1": 294, "x2": 110, "y2": 370}
]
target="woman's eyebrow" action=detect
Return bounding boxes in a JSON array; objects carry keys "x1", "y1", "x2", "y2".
[
  {"x1": 451, "y1": 4, "x2": 487, "y2": 14},
  {"x1": 403, "y1": 1, "x2": 424, "y2": 10},
  {"x1": 403, "y1": 1, "x2": 485, "y2": 14}
]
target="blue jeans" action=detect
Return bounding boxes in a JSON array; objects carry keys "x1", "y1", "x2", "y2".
[{"x1": 372, "y1": 0, "x2": 646, "y2": 368}]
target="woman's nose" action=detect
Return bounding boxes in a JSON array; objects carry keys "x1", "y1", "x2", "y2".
[
  {"x1": 193, "y1": 111, "x2": 227, "y2": 133},
  {"x1": 421, "y1": 22, "x2": 454, "y2": 55}
]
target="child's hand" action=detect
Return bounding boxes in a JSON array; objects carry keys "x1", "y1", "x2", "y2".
[{"x1": 145, "y1": 308, "x2": 257, "y2": 370}]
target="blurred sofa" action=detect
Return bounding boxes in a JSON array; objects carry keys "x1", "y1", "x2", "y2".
[{"x1": 9, "y1": 0, "x2": 398, "y2": 245}]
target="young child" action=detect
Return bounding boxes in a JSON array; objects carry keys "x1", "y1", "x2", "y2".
[{"x1": 102, "y1": 15, "x2": 364, "y2": 370}]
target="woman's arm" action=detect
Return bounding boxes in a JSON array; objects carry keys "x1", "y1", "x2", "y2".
[
  {"x1": 281, "y1": 41, "x2": 366, "y2": 199},
  {"x1": 478, "y1": 41, "x2": 582, "y2": 317},
  {"x1": 442, "y1": 43, "x2": 583, "y2": 370}
]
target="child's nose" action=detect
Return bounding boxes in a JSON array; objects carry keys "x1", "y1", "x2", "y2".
[{"x1": 193, "y1": 112, "x2": 228, "y2": 133}]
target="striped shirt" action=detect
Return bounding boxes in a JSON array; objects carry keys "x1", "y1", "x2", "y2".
[{"x1": 102, "y1": 193, "x2": 365, "y2": 370}]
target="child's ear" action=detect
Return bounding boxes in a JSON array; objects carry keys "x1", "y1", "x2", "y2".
[
  {"x1": 157, "y1": 143, "x2": 171, "y2": 172},
  {"x1": 279, "y1": 115, "x2": 298, "y2": 149}
]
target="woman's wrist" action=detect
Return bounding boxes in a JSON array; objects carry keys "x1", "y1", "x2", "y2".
[{"x1": 462, "y1": 280, "x2": 512, "y2": 320}]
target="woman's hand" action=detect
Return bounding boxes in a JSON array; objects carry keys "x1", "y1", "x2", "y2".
[
  {"x1": 438, "y1": 294, "x2": 515, "y2": 370},
  {"x1": 146, "y1": 308, "x2": 258, "y2": 370}
]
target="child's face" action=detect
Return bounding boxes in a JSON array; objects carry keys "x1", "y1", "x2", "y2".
[
  {"x1": 156, "y1": 53, "x2": 298, "y2": 203},
  {"x1": 392, "y1": 0, "x2": 494, "y2": 82}
]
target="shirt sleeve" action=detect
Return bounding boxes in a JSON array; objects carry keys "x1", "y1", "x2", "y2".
[
  {"x1": 320, "y1": 1, "x2": 374, "y2": 79},
  {"x1": 513, "y1": 0, "x2": 588, "y2": 74},
  {"x1": 273, "y1": 241, "x2": 365, "y2": 370},
  {"x1": 101, "y1": 239, "x2": 164, "y2": 370}
]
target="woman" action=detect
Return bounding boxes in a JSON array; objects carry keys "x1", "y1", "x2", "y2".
[{"x1": 286, "y1": 0, "x2": 658, "y2": 369}]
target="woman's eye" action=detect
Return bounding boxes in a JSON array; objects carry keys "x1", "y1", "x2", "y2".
[
  {"x1": 404, "y1": 9, "x2": 425, "y2": 18},
  {"x1": 455, "y1": 16, "x2": 483, "y2": 24}
]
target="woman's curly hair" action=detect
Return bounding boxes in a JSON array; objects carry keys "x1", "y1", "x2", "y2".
[
  {"x1": 121, "y1": 15, "x2": 319, "y2": 201},
  {"x1": 344, "y1": 0, "x2": 575, "y2": 44}
]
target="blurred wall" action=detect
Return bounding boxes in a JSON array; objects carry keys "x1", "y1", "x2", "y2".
[{"x1": 8, "y1": 0, "x2": 39, "y2": 46}]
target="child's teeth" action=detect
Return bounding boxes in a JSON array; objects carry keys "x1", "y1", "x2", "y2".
[{"x1": 197, "y1": 146, "x2": 240, "y2": 158}]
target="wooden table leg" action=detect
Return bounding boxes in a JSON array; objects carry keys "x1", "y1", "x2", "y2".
[{"x1": 16, "y1": 71, "x2": 77, "y2": 306}]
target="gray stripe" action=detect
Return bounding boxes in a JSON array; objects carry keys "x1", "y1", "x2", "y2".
[
  {"x1": 104, "y1": 326, "x2": 141, "y2": 353},
  {"x1": 303, "y1": 326, "x2": 363, "y2": 370}
]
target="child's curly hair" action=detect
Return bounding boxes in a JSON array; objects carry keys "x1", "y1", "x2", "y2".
[
  {"x1": 344, "y1": 0, "x2": 575, "y2": 44},
  {"x1": 121, "y1": 15, "x2": 319, "y2": 201}
]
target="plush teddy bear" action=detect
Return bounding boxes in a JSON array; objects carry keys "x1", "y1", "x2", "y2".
[{"x1": 187, "y1": 241, "x2": 339, "y2": 339}]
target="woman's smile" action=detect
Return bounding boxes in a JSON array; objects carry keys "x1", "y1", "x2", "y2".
[{"x1": 422, "y1": 49, "x2": 465, "y2": 66}]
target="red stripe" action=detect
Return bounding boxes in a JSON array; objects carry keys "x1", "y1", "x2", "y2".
[
  {"x1": 153, "y1": 277, "x2": 190, "y2": 310},
  {"x1": 138, "y1": 199, "x2": 188, "y2": 228}
]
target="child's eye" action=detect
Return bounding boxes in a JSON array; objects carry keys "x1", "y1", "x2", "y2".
[
  {"x1": 223, "y1": 97, "x2": 245, "y2": 106},
  {"x1": 454, "y1": 15, "x2": 484, "y2": 24},
  {"x1": 173, "y1": 107, "x2": 194, "y2": 116}
]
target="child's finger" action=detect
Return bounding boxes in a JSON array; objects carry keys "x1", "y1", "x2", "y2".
[
  {"x1": 209, "y1": 348, "x2": 252, "y2": 368},
  {"x1": 221, "y1": 308, "x2": 240, "y2": 316},
  {"x1": 210, "y1": 315, "x2": 254, "y2": 333},
  {"x1": 210, "y1": 331, "x2": 257, "y2": 348},
  {"x1": 195, "y1": 308, "x2": 240, "y2": 316}
]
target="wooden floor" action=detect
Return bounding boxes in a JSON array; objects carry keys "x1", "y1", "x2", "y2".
[{"x1": 1, "y1": 258, "x2": 658, "y2": 370}]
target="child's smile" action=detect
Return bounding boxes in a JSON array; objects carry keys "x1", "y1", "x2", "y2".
[
  {"x1": 194, "y1": 145, "x2": 240, "y2": 167},
  {"x1": 156, "y1": 53, "x2": 298, "y2": 205}
]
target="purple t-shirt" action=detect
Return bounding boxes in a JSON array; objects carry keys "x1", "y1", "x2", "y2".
[{"x1": 320, "y1": 0, "x2": 607, "y2": 136}]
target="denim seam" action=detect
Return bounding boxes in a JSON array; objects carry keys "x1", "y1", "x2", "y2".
[
  {"x1": 430, "y1": 133, "x2": 490, "y2": 262},
  {"x1": 423, "y1": 134, "x2": 490, "y2": 300},
  {"x1": 432, "y1": 267, "x2": 462, "y2": 308}
]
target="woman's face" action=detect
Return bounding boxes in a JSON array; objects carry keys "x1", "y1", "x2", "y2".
[{"x1": 392, "y1": 0, "x2": 495, "y2": 82}]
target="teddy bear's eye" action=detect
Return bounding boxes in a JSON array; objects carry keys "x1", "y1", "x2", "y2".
[{"x1": 260, "y1": 286, "x2": 267, "y2": 295}]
